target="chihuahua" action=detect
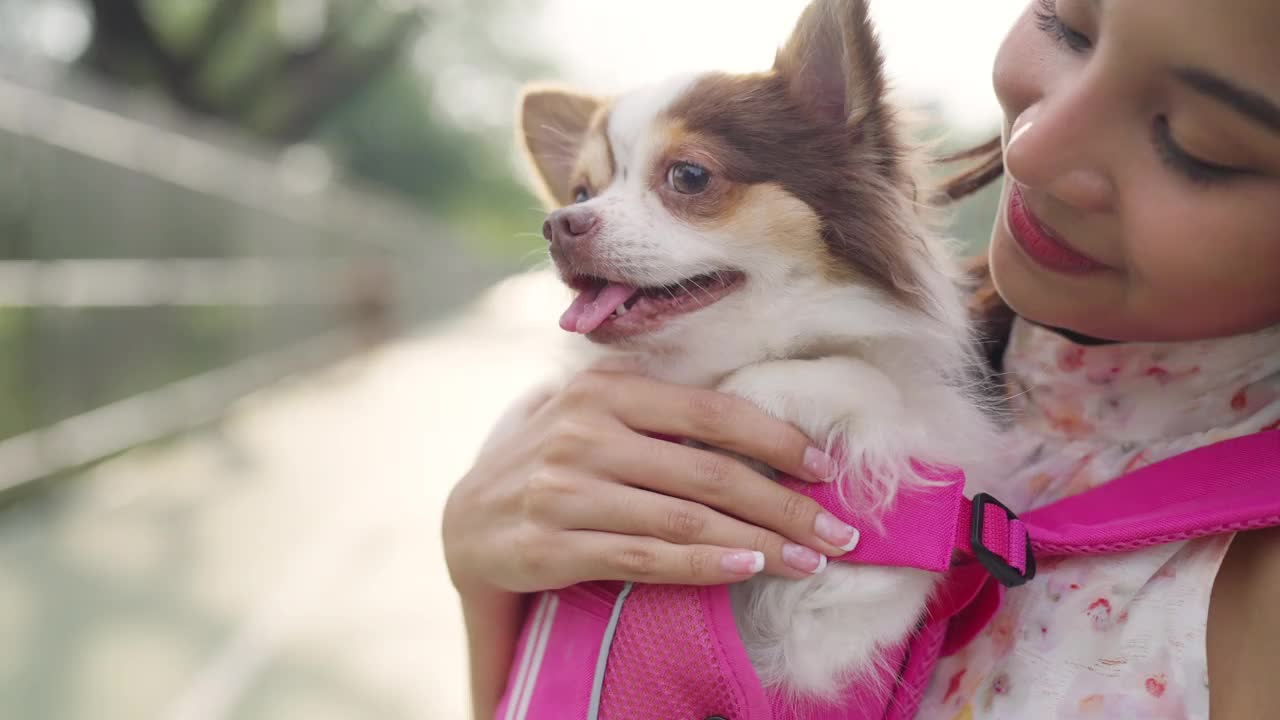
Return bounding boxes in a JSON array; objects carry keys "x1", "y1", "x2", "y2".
[{"x1": 516, "y1": 0, "x2": 999, "y2": 701}]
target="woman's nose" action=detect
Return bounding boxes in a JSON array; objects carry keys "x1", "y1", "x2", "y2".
[{"x1": 1003, "y1": 99, "x2": 1117, "y2": 215}]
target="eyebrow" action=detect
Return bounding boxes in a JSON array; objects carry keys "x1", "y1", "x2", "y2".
[{"x1": 1175, "y1": 68, "x2": 1280, "y2": 135}]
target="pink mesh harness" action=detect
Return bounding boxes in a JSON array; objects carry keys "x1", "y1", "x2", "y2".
[{"x1": 495, "y1": 430, "x2": 1280, "y2": 720}]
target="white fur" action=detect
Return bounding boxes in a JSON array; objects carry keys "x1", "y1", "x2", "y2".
[
  {"x1": 608, "y1": 73, "x2": 699, "y2": 176},
  {"x1": 546, "y1": 69, "x2": 1001, "y2": 701}
]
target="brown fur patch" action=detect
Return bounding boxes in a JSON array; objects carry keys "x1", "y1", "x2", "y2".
[
  {"x1": 643, "y1": 121, "x2": 750, "y2": 226},
  {"x1": 658, "y1": 0, "x2": 933, "y2": 307},
  {"x1": 773, "y1": 0, "x2": 896, "y2": 163},
  {"x1": 639, "y1": 122, "x2": 830, "y2": 272},
  {"x1": 665, "y1": 70, "x2": 927, "y2": 305},
  {"x1": 712, "y1": 183, "x2": 829, "y2": 267}
]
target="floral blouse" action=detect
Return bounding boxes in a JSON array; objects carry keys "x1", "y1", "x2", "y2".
[{"x1": 916, "y1": 318, "x2": 1280, "y2": 719}]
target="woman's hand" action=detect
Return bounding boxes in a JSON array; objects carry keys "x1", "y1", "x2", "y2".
[{"x1": 443, "y1": 370, "x2": 860, "y2": 596}]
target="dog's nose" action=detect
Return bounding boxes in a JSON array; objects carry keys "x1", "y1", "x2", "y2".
[{"x1": 543, "y1": 206, "x2": 599, "y2": 245}]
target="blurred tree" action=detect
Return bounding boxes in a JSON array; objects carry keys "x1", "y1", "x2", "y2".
[
  {"x1": 74, "y1": 0, "x2": 555, "y2": 257},
  {"x1": 80, "y1": 0, "x2": 418, "y2": 139},
  {"x1": 0, "y1": 0, "x2": 561, "y2": 447}
]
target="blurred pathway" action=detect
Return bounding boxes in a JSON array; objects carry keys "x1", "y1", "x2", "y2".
[{"x1": 0, "y1": 270, "x2": 573, "y2": 720}]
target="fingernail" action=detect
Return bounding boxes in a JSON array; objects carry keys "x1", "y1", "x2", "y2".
[
  {"x1": 803, "y1": 447, "x2": 836, "y2": 482},
  {"x1": 722, "y1": 550, "x2": 765, "y2": 575},
  {"x1": 815, "y1": 512, "x2": 860, "y2": 553},
  {"x1": 783, "y1": 544, "x2": 827, "y2": 574}
]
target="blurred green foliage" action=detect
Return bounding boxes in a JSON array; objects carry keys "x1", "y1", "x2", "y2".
[
  {"x1": 78, "y1": 0, "x2": 555, "y2": 254},
  {"x1": 1, "y1": 0, "x2": 555, "y2": 446}
]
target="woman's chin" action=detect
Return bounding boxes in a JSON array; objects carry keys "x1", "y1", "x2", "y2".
[{"x1": 989, "y1": 230, "x2": 1108, "y2": 338}]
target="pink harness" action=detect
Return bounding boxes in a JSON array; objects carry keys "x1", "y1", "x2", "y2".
[{"x1": 495, "y1": 430, "x2": 1280, "y2": 720}]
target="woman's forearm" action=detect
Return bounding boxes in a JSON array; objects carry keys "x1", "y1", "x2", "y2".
[{"x1": 460, "y1": 586, "x2": 527, "y2": 720}]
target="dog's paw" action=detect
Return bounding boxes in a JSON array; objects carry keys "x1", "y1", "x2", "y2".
[
  {"x1": 721, "y1": 357, "x2": 901, "y2": 440},
  {"x1": 723, "y1": 356, "x2": 896, "y2": 425},
  {"x1": 718, "y1": 357, "x2": 908, "y2": 482}
]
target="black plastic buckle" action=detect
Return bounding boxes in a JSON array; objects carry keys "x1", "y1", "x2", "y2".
[{"x1": 970, "y1": 493, "x2": 1036, "y2": 587}]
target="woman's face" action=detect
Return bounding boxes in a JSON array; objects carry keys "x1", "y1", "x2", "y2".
[{"x1": 989, "y1": 0, "x2": 1280, "y2": 342}]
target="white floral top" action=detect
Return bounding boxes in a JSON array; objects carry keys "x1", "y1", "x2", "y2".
[{"x1": 916, "y1": 318, "x2": 1280, "y2": 719}]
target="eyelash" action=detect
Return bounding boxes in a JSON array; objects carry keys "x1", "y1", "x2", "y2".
[
  {"x1": 1034, "y1": 0, "x2": 1093, "y2": 53},
  {"x1": 1152, "y1": 115, "x2": 1245, "y2": 185},
  {"x1": 1035, "y1": 0, "x2": 1246, "y2": 187}
]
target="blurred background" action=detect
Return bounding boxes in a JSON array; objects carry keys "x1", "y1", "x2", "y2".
[{"x1": 0, "y1": 1, "x2": 1022, "y2": 718}]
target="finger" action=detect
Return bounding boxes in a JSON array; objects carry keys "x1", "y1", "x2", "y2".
[
  {"x1": 549, "y1": 478, "x2": 828, "y2": 579},
  {"x1": 563, "y1": 371, "x2": 835, "y2": 483},
  {"x1": 601, "y1": 435, "x2": 861, "y2": 558},
  {"x1": 574, "y1": 531, "x2": 767, "y2": 586}
]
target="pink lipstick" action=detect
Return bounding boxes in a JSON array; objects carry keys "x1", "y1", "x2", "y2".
[{"x1": 1006, "y1": 186, "x2": 1108, "y2": 274}]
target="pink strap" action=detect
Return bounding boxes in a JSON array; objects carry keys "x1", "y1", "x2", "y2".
[
  {"x1": 1022, "y1": 429, "x2": 1280, "y2": 556},
  {"x1": 944, "y1": 429, "x2": 1280, "y2": 656},
  {"x1": 785, "y1": 470, "x2": 1033, "y2": 582},
  {"x1": 792, "y1": 430, "x2": 1280, "y2": 586},
  {"x1": 783, "y1": 468, "x2": 975, "y2": 575}
]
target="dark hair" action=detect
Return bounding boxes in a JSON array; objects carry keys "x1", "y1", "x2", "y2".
[{"x1": 937, "y1": 137, "x2": 1016, "y2": 372}]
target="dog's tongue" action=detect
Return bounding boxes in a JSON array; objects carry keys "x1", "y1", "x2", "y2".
[{"x1": 560, "y1": 282, "x2": 637, "y2": 334}]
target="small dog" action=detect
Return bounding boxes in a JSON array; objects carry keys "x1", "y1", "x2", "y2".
[{"x1": 516, "y1": 0, "x2": 999, "y2": 701}]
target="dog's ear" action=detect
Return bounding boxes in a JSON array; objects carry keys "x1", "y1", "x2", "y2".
[
  {"x1": 774, "y1": 0, "x2": 898, "y2": 158},
  {"x1": 517, "y1": 85, "x2": 602, "y2": 208}
]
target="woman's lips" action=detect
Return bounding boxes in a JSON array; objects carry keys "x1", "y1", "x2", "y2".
[{"x1": 1006, "y1": 186, "x2": 1109, "y2": 274}]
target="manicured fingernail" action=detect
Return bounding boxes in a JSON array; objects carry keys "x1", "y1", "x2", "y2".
[
  {"x1": 783, "y1": 544, "x2": 827, "y2": 574},
  {"x1": 803, "y1": 447, "x2": 836, "y2": 482},
  {"x1": 722, "y1": 550, "x2": 765, "y2": 575},
  {"x1": 815, "y1": 512, "x2": 860, "y2": 552}
]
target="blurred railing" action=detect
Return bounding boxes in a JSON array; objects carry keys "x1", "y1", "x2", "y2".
[{"x1": 0, "y1": 68, "x2": 514, "y2": 494}]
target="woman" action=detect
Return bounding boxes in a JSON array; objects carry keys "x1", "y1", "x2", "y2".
[{"x1": 444, "y1": 0, "x2": 1280, "y2": 717}]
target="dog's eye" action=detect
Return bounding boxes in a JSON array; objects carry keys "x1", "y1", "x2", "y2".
[
  {"x1": 668, "y1": 162, "x2": 711, "y2": 195},
  {"x1": 572, "y1": 186, "x2": 590, "y2": 203}
]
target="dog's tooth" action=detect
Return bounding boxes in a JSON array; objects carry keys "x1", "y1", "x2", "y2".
[{"x1": 616, "y1": 304, "x2": 629, "y2": 317}]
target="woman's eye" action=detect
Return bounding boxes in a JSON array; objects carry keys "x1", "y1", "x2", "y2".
[
  {"x1": 668, "y1": 162, "x2": 711, "y2": 195},
  {"x1": 572, "y1": 187, "x2": 590, "y2": 203},
  {"x1": 1035, "y1": 0, "x2": 1094, "y2": 53},
  {"x1": 1152, "y1": 115, "x2": 1247, "y2": 186}
]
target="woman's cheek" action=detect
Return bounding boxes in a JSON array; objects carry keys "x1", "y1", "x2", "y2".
[
  {"x1": 1125, "y1": 189, "x2": 1280, "y2": 337},
  {"x1": 993, "y1": 9, "x2": 1048, "y2": 127}
]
